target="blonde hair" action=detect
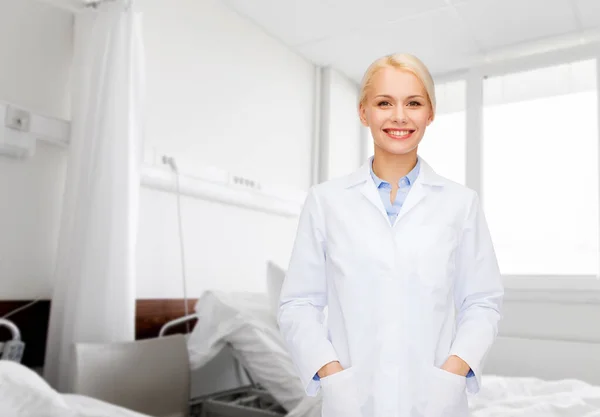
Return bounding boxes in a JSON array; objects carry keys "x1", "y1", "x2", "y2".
[{"x1": 358, "y1": 53, "x2": 436, "y2": 118}]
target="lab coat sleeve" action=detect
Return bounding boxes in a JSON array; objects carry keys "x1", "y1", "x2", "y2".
[
  {"x1": 277, "y1": 186, "x2": 339, "y2": 397},
  {"x1": 449, "y1": 192, "x2": 504, "y2": 394}
]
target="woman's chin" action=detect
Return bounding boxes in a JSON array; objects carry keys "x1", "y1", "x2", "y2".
[{"x1": 378, "y1": 144, "x2": 418, "y2": 156}]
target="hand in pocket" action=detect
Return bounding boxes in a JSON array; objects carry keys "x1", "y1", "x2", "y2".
[
  {"x1": 424, "y1": 367, "x2": 468, "y2": 417},
  {"x1": 320, "y1": 367, "x2": 362, "y2": 417}
]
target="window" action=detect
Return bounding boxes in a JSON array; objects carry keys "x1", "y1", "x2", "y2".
[
  {"x1": 482, "y1": 59, "x2": 598, "y2": 275},
  {"x1": 418, "y1": 80, "x2": 466, "y2": 184}
]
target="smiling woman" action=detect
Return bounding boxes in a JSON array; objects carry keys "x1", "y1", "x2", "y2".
[
  {"x1": 278, "y1": 53, "x2": 503, "y2": 417},
  {"x1": 359, "y1": 55, "x2": 435, "y2": 158},
  {"x1": 358, "y1": 54, "x2": 436, "y2": 189}
]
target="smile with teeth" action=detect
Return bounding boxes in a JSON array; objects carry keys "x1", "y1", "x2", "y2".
[{"x1": 384, "y1": 129, "x2": 414, "y2": 139}]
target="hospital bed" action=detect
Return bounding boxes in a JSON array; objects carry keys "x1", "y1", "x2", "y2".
[
  {"x1": 170, "y1": 290, "x2": 321, "y2": 417},
  {"x1": 180, "y1": 289, "x2": 600, "y2": 417},
  {"x1": 3, "y1": 291, "x2": 598, "y2": 417},
  {"x1": 2, "y1": 288, "x2": 600, "y2": 417}
]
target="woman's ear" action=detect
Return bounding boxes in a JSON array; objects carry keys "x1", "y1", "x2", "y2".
[{"x1": 359, "y1": 103, "x2": 368, "y2": 127}]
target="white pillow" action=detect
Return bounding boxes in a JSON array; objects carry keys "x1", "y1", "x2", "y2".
[
  {"x1": 266, "y1": 261, "x2": 287, "y2": 318},
  {"x1": 189, "y1": 291, "x2": 306, "y2": 413}
]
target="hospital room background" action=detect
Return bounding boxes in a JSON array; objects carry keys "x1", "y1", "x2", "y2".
[{"x1": 0, "y1": 0, "x2": 599, "y2": 416}]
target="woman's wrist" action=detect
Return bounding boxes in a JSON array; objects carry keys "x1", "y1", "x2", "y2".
[
  {"x1": 318, "y1": 361, "x2": 343, "y2": 378},
  {"x1": 441, "y1": 355, "x2": 471, "y2": 376}
]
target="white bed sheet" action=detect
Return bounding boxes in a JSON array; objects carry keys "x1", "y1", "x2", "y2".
[
  {"x1": 0, "y1": 361, "x2": 152, "y2": 417},
  {"x1": 469, "y1": 374, "x2": 600, "y2": 417}
]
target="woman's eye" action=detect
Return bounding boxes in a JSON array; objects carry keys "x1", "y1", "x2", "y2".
[
  {"x1": 378, "y1": 101, "x2": 391, "y2": 107},
  {"x1": 408, "y1": 101, "x2": 422, "y2": 107}
]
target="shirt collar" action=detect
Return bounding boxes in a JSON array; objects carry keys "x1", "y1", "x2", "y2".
[{"x1": 370, "y1": 157, "x2": 421, "y2": 188}]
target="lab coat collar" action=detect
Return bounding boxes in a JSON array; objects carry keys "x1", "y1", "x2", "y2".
[
  {"x1": 344, "y1": 155, "x2": 446, "y2": 189},
  {"x1": 344, "y1": 155, "x2": 445, "y2": 226}
]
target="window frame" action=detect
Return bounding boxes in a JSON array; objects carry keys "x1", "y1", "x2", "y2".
[{"x1": 446, "y1": 43, "x2": 600, "y2": 291}]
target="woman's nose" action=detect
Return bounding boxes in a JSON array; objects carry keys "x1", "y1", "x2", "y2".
[{"x1": 391, "y1": 108, "x2": 407, "y2": 124}]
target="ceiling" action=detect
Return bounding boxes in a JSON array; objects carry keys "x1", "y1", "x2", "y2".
[{"x1": 221, "y1": 0, "x2": 600, "y2": 82}]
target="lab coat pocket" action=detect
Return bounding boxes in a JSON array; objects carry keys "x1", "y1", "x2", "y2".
[
  {"x1": 415, "y1": 224, "x2": 459, "y2": 291},
  {"x1": 320, "y1": 367, "x2": 362, "y2": 417},
  {"x1": 424, "y1": 366, "x2": 468, "y2": 417}
]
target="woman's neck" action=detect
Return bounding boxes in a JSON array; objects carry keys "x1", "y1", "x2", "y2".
[{"x1": 372, "y1": 149, "x2": 418, "y2": 185}]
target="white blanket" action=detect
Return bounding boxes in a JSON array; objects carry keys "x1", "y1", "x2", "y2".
[
  {"x1": 469, "y1": 375, "x2": 600, "y2": 417},
  {"x1": 0, "y1": 361, "x2": 151, "y2": 417}
]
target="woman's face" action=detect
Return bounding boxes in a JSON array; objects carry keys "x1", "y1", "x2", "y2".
[{"x1": 360, "y1": 67, "x2": 433, "y2": 158}]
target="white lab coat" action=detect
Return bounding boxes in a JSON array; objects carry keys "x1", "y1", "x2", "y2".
[{"x1": 278, "y1": 158, "x2": 503, "y2": 417}]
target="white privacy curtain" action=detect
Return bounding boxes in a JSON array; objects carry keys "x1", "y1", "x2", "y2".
[{"x1": 44, "y1": 1, "x2": 145, "y2": 392}]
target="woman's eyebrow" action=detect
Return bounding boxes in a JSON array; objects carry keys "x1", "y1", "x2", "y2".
[{"x1": 374, "y1": 94, "x2": 425, "y2": 100}]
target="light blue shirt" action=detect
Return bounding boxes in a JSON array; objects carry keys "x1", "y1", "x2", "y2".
[{"x1": 369, "y1": 158, "x2": 420, "y2": 225}]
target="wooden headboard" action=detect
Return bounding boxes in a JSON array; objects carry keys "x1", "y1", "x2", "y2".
[
  {"x1": 0, "y1": 299, "x2": 198, "y2": 368},
  {"x1": 136, "y1": 299, "x2": 198, "y2": 339}
]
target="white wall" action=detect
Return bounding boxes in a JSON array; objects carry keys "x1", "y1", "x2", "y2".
[
  {"x1": 485, "y1": 288, "x2": 600, "y2": 385},
  {"x1": 321, "y1": 67, "x2": 363, "y2": 181},
  {"x1": 0, "y1": 0, "x2": 315, "y2": 300},
  {"x1": 0, "y1": 0, "x2": 72, "y2": 299},
  {"x1": 140, "y1": 0, "x2": 314, "y2": 190},
  {"x1": 135, "y1": 0, "x2": 315, "y2": 298}
]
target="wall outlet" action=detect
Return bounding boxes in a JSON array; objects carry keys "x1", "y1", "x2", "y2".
[{"x1": 5, "y1": 106, "x2": 30, "y2": 132}]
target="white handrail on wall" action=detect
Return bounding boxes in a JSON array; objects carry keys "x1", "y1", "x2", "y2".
[{"x1": 140, "y1": 164, "x2": 306, "y2": 218}]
